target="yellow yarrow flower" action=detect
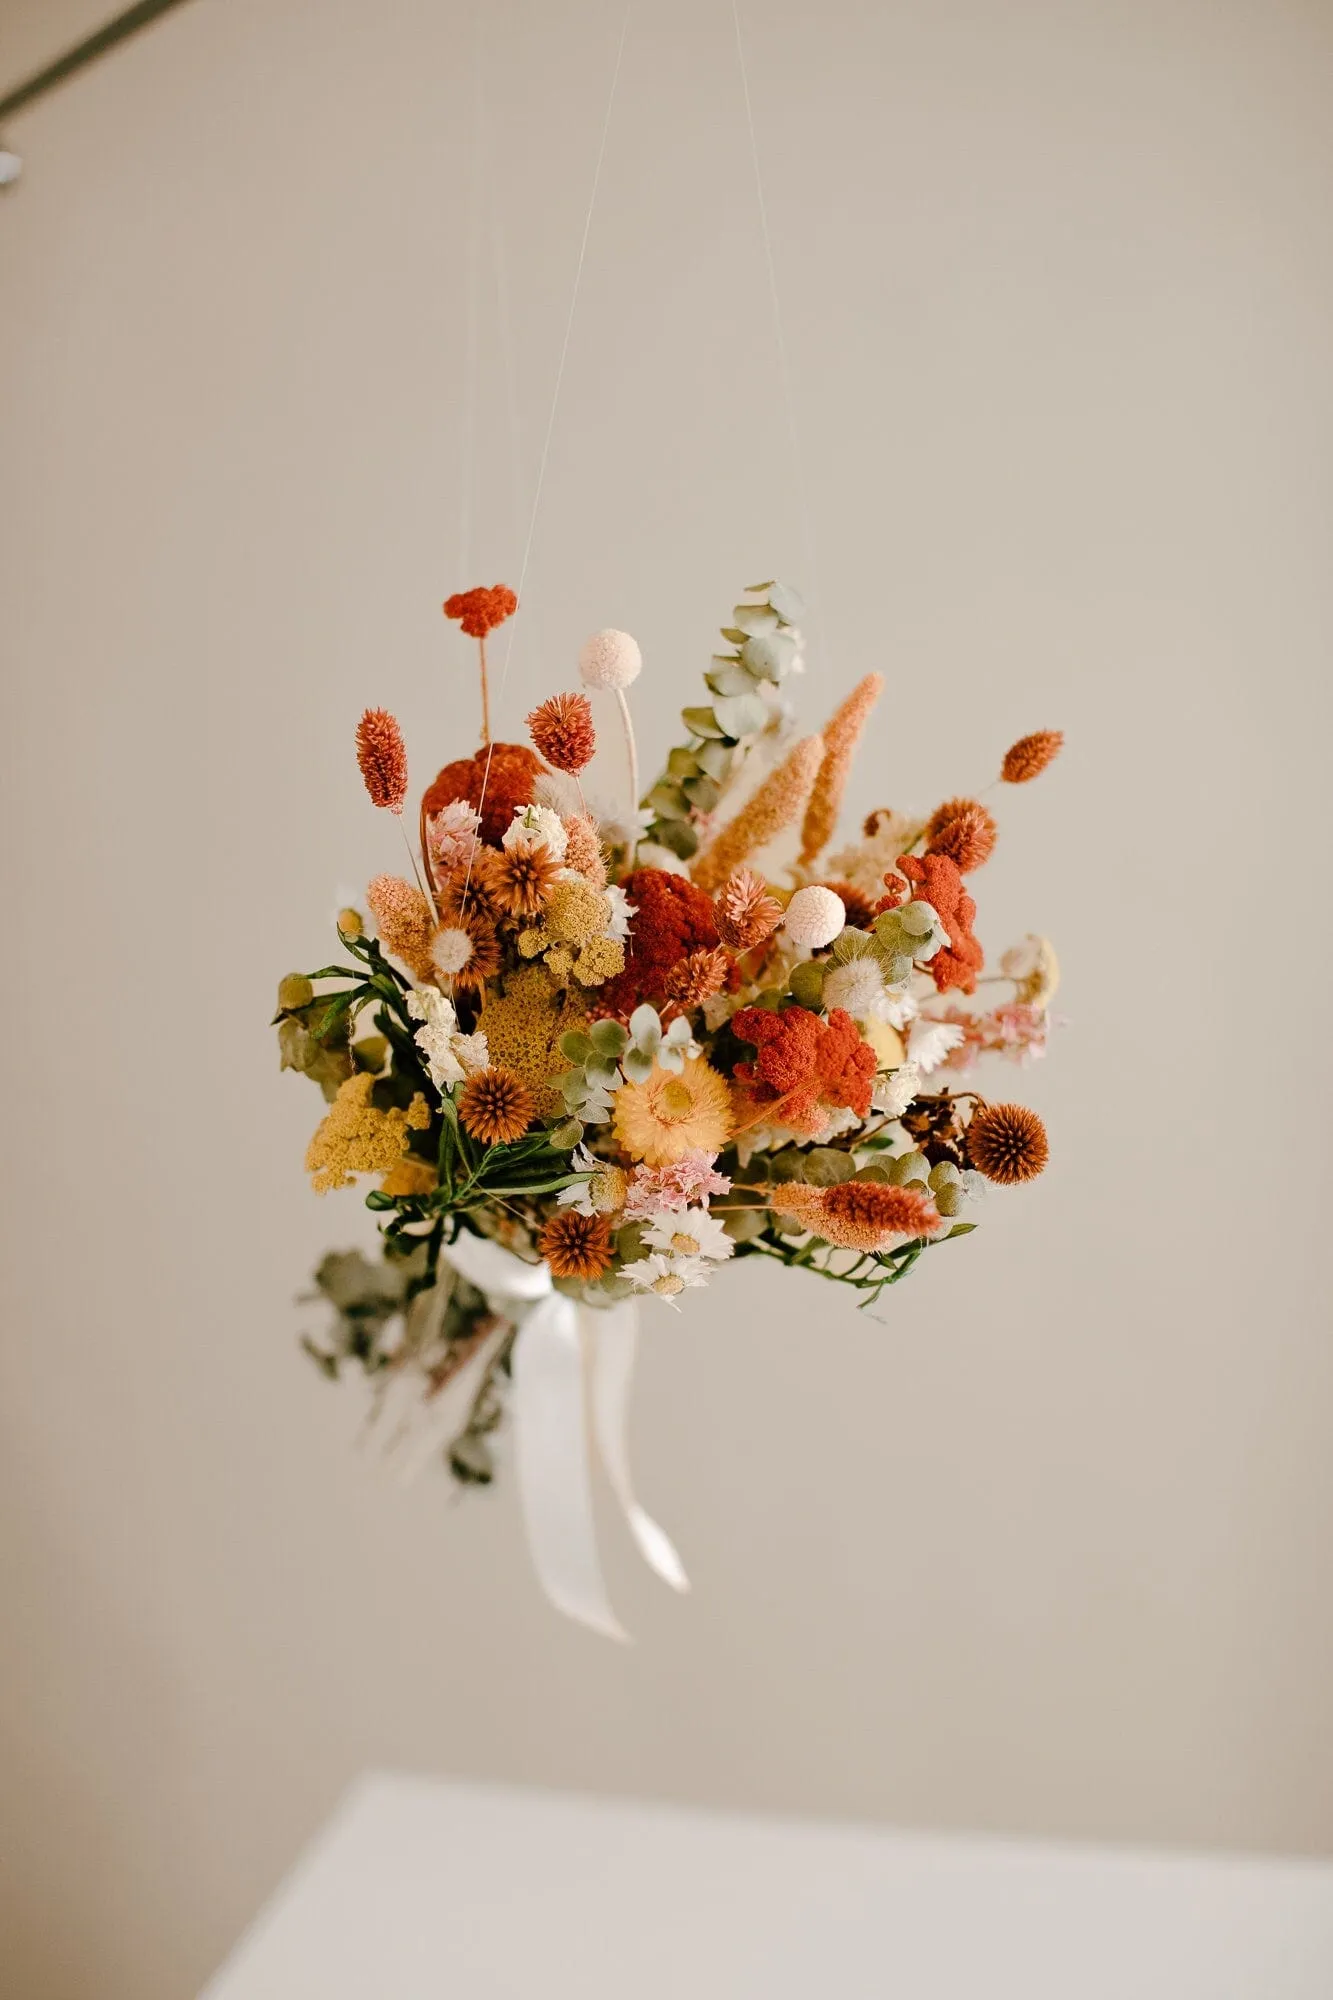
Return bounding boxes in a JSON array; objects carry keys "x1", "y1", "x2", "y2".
[
  {"x1": 613, "y1": 1056, "x2": 733, "y2": 1167},
  {"x1": 480, "y1": 966, "x2": 587, "y2": 1114},
  {"x1": 305, "y1": 1073, "x2": 430, "y2": 1193}
]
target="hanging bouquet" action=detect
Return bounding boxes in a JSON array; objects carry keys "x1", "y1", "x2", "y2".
[{"x1": 275, "y1": 581, "x2": 1061, "y2": 1631}]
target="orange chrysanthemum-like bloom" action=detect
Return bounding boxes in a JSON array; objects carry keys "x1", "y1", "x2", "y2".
[
  {"x1": 443, "y1": 584, "x2": 518, "y2": 640},
  {"x1": 799, "y1": 674, "x2": 884, "y2": 867},
  {"x1": 896, "y1": 851, "x2": 984, "y2": 995},
  {"x1": 355, "y1": 708, "x2": 409, "y2": 813},
  {"x1": 1001, "y1": 730, "x2": 1064, "y2": 784},
  {"x1": 367, "y1": 874, "x2": 436, "y2": 981},
  {"x1": 420, "y1": 742, "x2": 543, "y2": 849},
  {"x1": 562, "y1": 813, "x2": 607, "y2": 885},
  {"x1": 966, "y1": 1101, "x2": 1049, "y2": 1183},
  {"x1": 713, "y1": 868, "x2": 783, "y2": 952},
  {"x1": 528, "y1": 692, "x2": 596, "y2": 774},
  {"x1": 731, "y1": 1004, "x2": 877, "y2": 1135},
  {"x1": 770, "y1": 1179, "x2": 940, "y2": 1250},
  {"x1": 537, "y1": 1210, "x2": 616, "y2": 1281},
  {"x1": 692, "y1": 735, "x2": 825, "y2": 894},
  {"x1": 663, "y1": 946, "x2": 731, "y2": 1008},
  {"x1": 924, "y1": 799, "x2": 997, "y2": 873},
  {"x1": 489, "y1": 842, "x2": 561, "y2": 919},
  {"x1": 458, "y1": 1067, "x2": 536, "y2": 1144}
]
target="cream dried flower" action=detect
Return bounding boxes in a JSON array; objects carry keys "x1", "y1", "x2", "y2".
[{"x1": 407, "y1": 987, "x2": 489, "y2": 1090}]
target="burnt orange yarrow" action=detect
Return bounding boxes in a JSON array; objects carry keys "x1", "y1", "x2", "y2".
[
  {"x1": 664, "y1": 946, "x2": 731, "y2": 1008},
  {"x1": 1001, "y1": 731, "x2": 1064, "y2": 784},
  {"x1": 458, "y1": 1068, "x2": 535, "y2": 1144},
  {"x1": 537, "y1": 1211, "x2": 615, "y2": 1281},
  {"x1": 356, "y1": 708, "x2": 409, "y2": 813},
  {"x1": 527, "y1": 692, "x2": 596, "y2": 775},
  {"x1": 490, "y1": 842, "x2": 561, "y2": 919},
  {"x1": 925, "y1": 800, "x2": 997, "y2": 873},
  {"x1": 443, "y1": 584, "x2": 518, "y2": 640},
  {"x1": 966, "y1": 1101, "x2": 1049, "y2": 1183}
]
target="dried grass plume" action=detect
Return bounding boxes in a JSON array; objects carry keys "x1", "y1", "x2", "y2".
[{"x1": 692, "y1": 735, "x2": 825, "y2": 893}]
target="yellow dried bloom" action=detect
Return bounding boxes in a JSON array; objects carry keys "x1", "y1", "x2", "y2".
[
  {"x1": 799, "y1": 674, "x2": 884, "y2": 867},
  {"x1": 588, "y1": 1162, "x2": 629, "y2": 1213},
  {"x1": 572, "y1": 937, "x2": 624, "y2": 986},
  {"x1": 305, "y1": 1074, "x2": 430, "y2": 1194},
  {"x1": 613, "y1": 1057, "x2": 733, "y2": 1166},
  {"x1": 480, "y1": 966, "x2": 588, "y2": 1115},
  {"x1": 543, "y1": 879, "x2": 610, "y2": 945},
  {"x1": 380, "y1": 1157, "x2": 437, "y2": 1197},
  {"x1": 691, "y1": 735, "x2": 825, "y2": 893}
]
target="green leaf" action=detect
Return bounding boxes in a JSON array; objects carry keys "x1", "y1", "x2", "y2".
[
  {"x1": 652, "y1": 818, "x2": 699, "y2": 860},
  {"x1": 712, "y1": 690, "x2": 768, "y2": 738},
  {"x1": 705, "y1": 662, "x2": 755, "y2": 700},
  {"x1": 682, "y1": 773, "x2": 721, "y2": 813},
  {"x1": 744, "y1": 578, "x2": 776, "y2": 592},
  {"x1": 787, "y1": 960, "x2": 825, "y2": 1010},
  {"x1": 719, "y1": 627, "x2": 749, "y2": 645},
  {"x1": 559, "y1": 1030, "x2": 593, "y2": 1063},
  {"x1": 647, "y1": 780, "x2": 689, "y2": 820},
  {"x1": 740, "y1": 633, "x2": 795, "y2": 682},
  {"x1": 693, "y1": 739, "x2": 732, "y2": 781},
  {"x1": 731, "y1": 602, "x2": 781, "y2": 635},
  {"x1": 589, "y1": 1019, "x2": 629, "y2": 1057},
  {"x1": 942, "y1": 1222, "x2": 978, "y2": 1239},
  {"x1": 549, "y1": 1119, "x2": 584, "y2": 1150},
  {"x1": 666, "y1": 746, "x2": 700, "y2": 780},
  {"x1": 681, "y1": 705, "x2": 729, "y2": 740},
  {"x1": 805, "y1": 1148, "x2": 857, "y2": 1186}
]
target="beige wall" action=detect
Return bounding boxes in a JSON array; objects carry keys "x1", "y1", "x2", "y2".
[{"x1": 3, "y1": 0, "x2": 1332, "y2": 1993}]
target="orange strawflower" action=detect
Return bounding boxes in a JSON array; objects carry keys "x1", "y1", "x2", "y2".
[
  {"x1": 965, "y1": 1102, "x2": 1048, "y2": 1183},
  {"x1": 458, "y1": 1067, "x2": 535, "y2": 1144},
  {"x1": 537, "y1": 1211, "x2": 615, "y2": 1280},
  {"x1": 443, "y1": 584, "x2": 518, "y2": 640},
  {"x1": 355, "y1": 708, "x2": 408, "y2": 813},
  {"x1": 528, "y1": 692, "x2": 596, "y2": 774},
  {"x1": 1001, "y1": 731, "x2": 1063, "y2": 783}
]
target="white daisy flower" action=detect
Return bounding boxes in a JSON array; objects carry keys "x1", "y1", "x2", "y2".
[
  {"x1": 503, "y1": 803, "x2": 569, "y2": 862},
  {"x1": 407, "y1": 988, "x2": 488, "y2": 1091},
  {"x1": 603, "y1": 883, "x2": 636, "y2": 942},
  {"x1": 643, "y1": 1206, "x2": 733, "y2": 1263},
  {"x1": 871, "y1": 1061, "x2": 921, "y2": 1119},
  {"x1": 907, "y1": 1019, "x2": 967, "y2": 1074},
  {"x1": 621, "y1": 1252, "x2": 710, "y2": 1307}
]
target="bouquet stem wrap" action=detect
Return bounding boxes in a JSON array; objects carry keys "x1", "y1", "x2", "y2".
[{"x1": 443, "y1": 1232, "x2": 689, "y2": 1639}]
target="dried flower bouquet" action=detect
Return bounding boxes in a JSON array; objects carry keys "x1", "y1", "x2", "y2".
[{"x1": 277, "y1": 582, "x2": 1061, "y2": 1490}]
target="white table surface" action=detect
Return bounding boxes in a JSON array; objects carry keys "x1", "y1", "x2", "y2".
[{"x1": 202, "y1": 1771, "x2": 1333, "y2": 1998}]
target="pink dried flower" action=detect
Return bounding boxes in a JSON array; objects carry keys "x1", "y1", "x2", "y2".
[
  {"x1": 623, "y1": 1153, "x2": 732, "y2": 1218},
  {"x1": 936, "y1": 1003, "x2": 1050, "y2": 1074},
  {"x1": 425, "y1": 799, "x2": 481, "y2": 875}
]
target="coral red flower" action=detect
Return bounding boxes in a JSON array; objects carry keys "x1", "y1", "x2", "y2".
[
  {"x1": 527, "y1": 692, "x2": 596, "y2": 774},
  {"x1": 731, "y1": 1004, "x2": 877, "y2": 1134},
  {"x1": 597, "y1": 867, "x2": 724, "y2": 1017},
  {"x1": 896, "y1": 852, "x2": 984, "y2": 995},
  {"x1": 443, "y1": 584, "x2": 518, "y2": 640},
  {"x1": 420, "y1": 742, "x2": 543, "y2": 850},
  {"x1": 355, "y1": 708, "x2": 408, "y2": 813},
  {"x1": 924, "y1": 798, "x2": 997, "y2": 872}
]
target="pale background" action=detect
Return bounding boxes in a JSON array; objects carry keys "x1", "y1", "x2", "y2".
[{"x1": 2, "y1": 0, "x2": 1331, "y2": 1994}]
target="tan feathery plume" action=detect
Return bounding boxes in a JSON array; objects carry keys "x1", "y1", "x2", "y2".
[
  {"x1": 663, "y1": 947, "x2": 731, "y2": 1007},
  {"x1": 356, "y1": 708, "x2": 408, "y2": 813},
  {"x1": 714, "y1": 867, "x2": 784, "y2": 951},
  {"x1": 692, "y1": 735, "x2": 825, "y2": 893},
  {"x1": 1001, "y1": 731, "x2": 1064, "y2": 783},
  {"x1": 798, "y1": 673, "x2": 884, "y2": 867},
  {"x1": 366, "y1": 874, "x2": 435, "y2": 981}
]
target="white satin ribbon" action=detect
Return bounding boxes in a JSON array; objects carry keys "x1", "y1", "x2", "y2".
[{"x1": 442, "y1": 1232, "x2": 688, "y2": 1637}]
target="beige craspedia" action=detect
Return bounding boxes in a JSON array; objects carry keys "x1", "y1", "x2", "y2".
[
  {"x1": 782, "y1": 884, "x2": 845, "y2": 951},
  {"x1": 578, "y1": 629, "x2": 642, "y2": 691}
]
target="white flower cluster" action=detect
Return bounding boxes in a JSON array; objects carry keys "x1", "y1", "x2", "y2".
[
  {"x1": 622, "y1": 1205, "x2": 733, "y2": 1307},
  {"x1": 407, "y1": 987, "x2": 488, "y2": 1091}
]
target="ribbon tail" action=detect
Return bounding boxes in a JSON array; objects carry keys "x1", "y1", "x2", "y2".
[
  {"x1": 512, "y1": 1295, "x2": 627, "y2": 1642},
  {"x1": 588, "y1": 1300, "x2": 690, "y2": 1594}
]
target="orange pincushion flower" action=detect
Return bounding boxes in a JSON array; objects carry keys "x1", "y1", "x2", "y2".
[
  {"x1": 443, "y1": 584, "x2": 518, "y2": 640},
  {"x1": 489, "y1": 842, "x2": 561, "y2": 918},
  {"x1": 770, "y1": 1179, "x2": 940, "y2": 1250},
  {"x1": 713, "y1": 868, "x2": 783, "y2": 952},
  {"x1": 458, "y1": 1067, "x2": 535, "y2": 1144},
  {"x1": 925, "y1": 800, "x2": 997, "y2": 873},
  {"x1": 356, "y1": 709, "x2": 408, "y2": 813},
  {"x1": 664, "y1": 947, "x2": 731, "y2": 1008},
  {"x1": 528, "y1": 692, "x2": 596, "y2": 774},
  {"x1": 1001, "y1": 731, "x2": 1064, "y2": 783},
  {"x1": 537, "y1": 1210, "x2": 615, "y2": 1281},
  {"x1": 965, "y1": 1101, "x2": 1049, "y2": 1183}
]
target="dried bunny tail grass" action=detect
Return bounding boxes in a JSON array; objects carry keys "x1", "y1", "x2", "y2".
[
  {"x1": 714, "y1": 867, "x2": 784, "y2": 951},
  {"x1": 965, "y1": 1101, "x2": 1049, "y2": 1183},
  {"x1": 798, "y1": 674, "x2": 884, "y2": 866},
  {"x1": 925, "y1": 801, "x2": 997, "y2": 872},
  {"x1": 770, "y1": 1179, "x2": 940, "y2": 1250},
  {"x1": 356, "y1": 709, "x2": 408, "y2": 813},
  {"x1": 1001, "y1": 731, "x2": 1064, "y2": 783},
  {"x1": 562, "y1": 813, "x2": 608, "y2": 886},
  {"x1": 366, "y1": 874, "x2": 435, "y2": 979},
  {"x1": 692, "y1": 735, "x2": 825, "y2": 894},
  {"x1": 663, "y1": 946, "x2": 731, "y2": 1007},
  {"x1": 527, "y1": 692, "x2": 596, "y2": 774}
]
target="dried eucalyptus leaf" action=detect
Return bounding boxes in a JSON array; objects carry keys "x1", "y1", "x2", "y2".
[
  {"x1": 682, "y1": 773, "x2": 721, "y2": 813},
  {"x1": 731, "y1": 602, "x2": 781, "y2": 635},
  {"x1": 653, "y1": 818, "x2": 699, "y2": 860},
  {"x1": 682, "y1": 704, "x2": 728, "y2": 740},
  {"x1": 705, "y1": 662, "x2": 755, "y2": 699},
  {"x1": 769, "y1": 1147, "x2": 809, "y2": 1183},
  {"x1": 693, "y1": 738, "x2": 732, "y2": 781},
  {"x1": 741, "y1": 634, "x2": 794, "y2": 683},
  {"x1": 787, "y1": 960, "x2": 826, "y2": 1010},
  {"x1": 805, "y1": 1148, "x2": 857, "y2": 1186},
  {"x1": 712, "y1": 690, "x2": 768, "y2": 738},
  {"x1": 767, "y1": 581, "x2": 806, "y2": 623},
  {"x1": 589, "y1": 1019, "x2": 629, "y2": 1056}
]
